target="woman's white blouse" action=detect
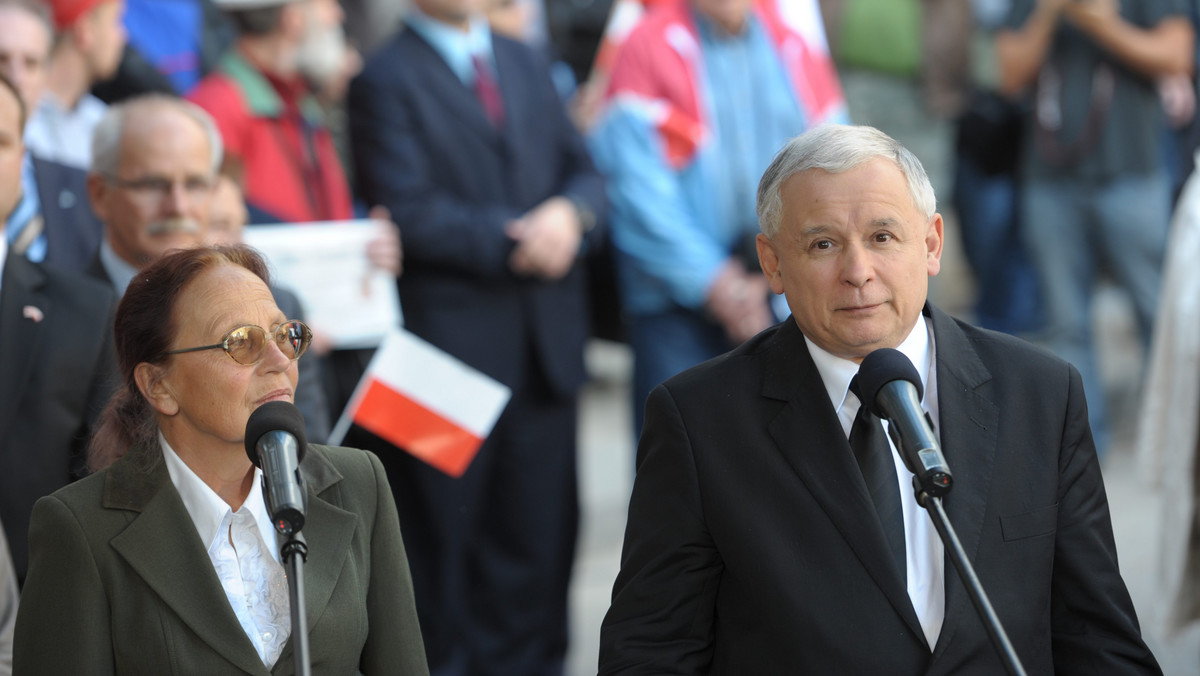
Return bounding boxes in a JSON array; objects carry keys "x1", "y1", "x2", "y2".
[{"x1": 161, "y1": 435, "x2": 291, "y2": 667}]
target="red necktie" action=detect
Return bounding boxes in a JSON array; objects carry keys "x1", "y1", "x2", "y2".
[{"x1": 472, "y1": 54, "x2": 505, "y2": 128}]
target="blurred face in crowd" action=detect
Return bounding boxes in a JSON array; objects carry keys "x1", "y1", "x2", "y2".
[
  {"x1": 89, "y1": 105, "x2": 215, "y2": 268},
  {"x1": 0, "y1": 5, "x2": 51, "y2": 108},
  {"x1": 78, "y1": 0, "x2": 127, "y2": 81},
  {"x1": 0, "y1": 82, "x2": 24, "y2": 223},
  {"x1": 691, "y1": 0, "x2": 754, "y2": 34},
  {"x1": 207, "y1": 176, "x2": 248, "y2": 247},
  {"x1": 486, "y1": 0, "x2": 532, "y2": 40},
  {"x1": 295, "y1": 0, "x2": 348, "y2": 87},
  {"x1": 415, "y1": 0, "x2": 485, "y2": 30},
  {"x1": 141, "y1": 263, "x2": 299, "y2": 455},
  {"x1": 756, "y1": 158, "x2": 943, "y2": 363}
]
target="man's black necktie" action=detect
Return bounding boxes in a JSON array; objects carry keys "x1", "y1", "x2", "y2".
[{"x1": 849, "y1": 377, "x2": 906, "y2": 581}]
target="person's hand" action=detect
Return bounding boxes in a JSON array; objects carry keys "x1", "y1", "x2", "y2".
[
  {"x1": 365, "y1": 205, "x2": 403, "y2": 277},
  {"x1": 568, "y1": 76, "x2": 608, "y2": 133},
  {"x1": 1159, "y1": 73, "x2": 1196, "y2": 129},
  {"x1": 1036, "y1": 0, "x2": 1074, "y2": 14},
  {"x1": 1061, "y1": 0, "x2": 1120, "y2": 33},
  {"x1": 706, "y1": 260, "x2": 774, "y2": 345},
  {"x1": 505, "y1": 196, "x2": 583, "y2": 280}
]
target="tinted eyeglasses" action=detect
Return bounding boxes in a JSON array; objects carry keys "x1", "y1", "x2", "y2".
[{"x1": 166, "y1": 320, "x2": 313, "y2": 365}]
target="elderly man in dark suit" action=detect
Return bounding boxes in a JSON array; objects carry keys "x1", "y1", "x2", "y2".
[
  {"x1": 599, "y1": 124, "x2": 1158, "y2": 674},
  {"x1": 0, "y1": 69, "x2": 117, "y2": 583},
  {"x1": 347, "y1": 0, "x2": 606, "y2": 672}
]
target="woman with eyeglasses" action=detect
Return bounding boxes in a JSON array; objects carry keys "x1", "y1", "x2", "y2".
[{"x1": 12, "y1": 245, "x2": 429, "y2": 675}]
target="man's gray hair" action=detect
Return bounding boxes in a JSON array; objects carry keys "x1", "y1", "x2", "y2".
[
  {"x1": 756, "y1": 124, "x2": 936, "y2": 238},
  {"x1": 91, "y1": 94, "x2": 225, "y2": 177},
  {"x1": 0, "y1": 0, "x2": 52, "y2": 37}
]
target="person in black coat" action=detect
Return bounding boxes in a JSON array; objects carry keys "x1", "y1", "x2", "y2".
[
  {"x1": 0, "y1": 70, "x2": 117, "y2": 582},
  {"x1": 600, "y1": 124, "x2": 1158, "y2": 674}
]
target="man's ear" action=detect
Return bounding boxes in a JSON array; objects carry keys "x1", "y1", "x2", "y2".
[
  {"x1": 925, "y1": 213, "x2": 944, "y2": 277},
  {"x1": 135, "y1": 362, "x2": 179, "y2": 416},
  {"x1": 756, "y1": 233, "x2": 784, "y2": 295},
  {"x1": 86, "y1": 172, "x2": 109, "y2": 223},
  {"x1": 69, "y1": 14, "x2": 94, "y2": 53}
]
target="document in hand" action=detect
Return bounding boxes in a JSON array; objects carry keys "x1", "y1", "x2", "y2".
[
  {"x1": 329, "y1": 328, "x2": 512, "y2": 477},
  {"x1": 244, "y1": 220, "x2": 402, "y2": 349}
]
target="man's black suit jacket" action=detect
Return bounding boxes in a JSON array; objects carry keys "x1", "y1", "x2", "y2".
[
  {"x1": 0, "y1": 251, "x2": 117, "y2": 580},
  {"x1": 600, "y1": 306, "x2": 1158, "y2": 674},
  {"x1": 348, "y1": 28, "x2": 607, "y2": 398},
  {"x1": 33, "y1": 156, "x2": 104, "y2": 273}
]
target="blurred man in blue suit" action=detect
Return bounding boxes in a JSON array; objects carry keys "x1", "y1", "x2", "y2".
[{"x1": 349, "y1": 0, "x2": 606, "y2": 672}]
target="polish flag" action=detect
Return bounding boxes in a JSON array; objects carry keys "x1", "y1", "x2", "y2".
[{"x1": 329, "y1": 328, "x2": 511, "y2": 477}]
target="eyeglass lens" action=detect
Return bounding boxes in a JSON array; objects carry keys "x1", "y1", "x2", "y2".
[{"x1": 225, "y1": 321, "x2": 310, "y2": 365}]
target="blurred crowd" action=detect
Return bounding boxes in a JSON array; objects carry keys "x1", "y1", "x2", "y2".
[{"x1": 1, "y1": 0, "x2": 1200, "y2": 673}]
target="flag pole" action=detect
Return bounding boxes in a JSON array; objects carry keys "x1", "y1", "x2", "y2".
[{"x1": 326, "y1": 334, "x2": 391, "y2": 445}]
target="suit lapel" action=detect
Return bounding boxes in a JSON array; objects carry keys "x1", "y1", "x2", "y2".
[
  {"x1": 86, "y1": 250, "x2": 111, "y2": 287},
  {"x1": 761, "y1": 320, "x2": 926, "y2": 643},
  {"x1": 0, "y1": 252, "x2": 49, "y2": 445},
  {"x1": 403, "y1": 29, "x2": 504, "y2": 146},
  {"x1": 33, "y1": 158, "x2": 63, "y2": 262},
  {"x1": 107, "y1": 457, "x2": 270, "y2": 675},
  {"x1": 274, "y1": 450, "x2": 357, "y2": 666},
  {"x1": 106, "y1": 447, "x2": 359, "y2": 674},
  {"x1": 492, "y1": 39, "x2": 526, "y2": 151},
  {"x1": 924, "y1": 306, "x2": 1000, "y2": 660}
]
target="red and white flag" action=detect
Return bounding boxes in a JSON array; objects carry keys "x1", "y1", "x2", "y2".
[{"x1": 329, "y1": 328, "x2": 511, "y2": 477}]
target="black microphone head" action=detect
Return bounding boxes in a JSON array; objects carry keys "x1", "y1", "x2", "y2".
[
  {"x1": 855, "y1": 348, "x2": 924, "y2": 416},
  {"x1": 245, "y1": 400, "x2": 308, "y2": 467}
]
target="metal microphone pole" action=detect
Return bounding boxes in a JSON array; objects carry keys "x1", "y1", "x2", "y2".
[
  {"x1": 282, "y1": 531, "x2": 311, "y2": 676},
  {"x1": 911, "y1": 476, "x2": 1027, "y2": 676}
]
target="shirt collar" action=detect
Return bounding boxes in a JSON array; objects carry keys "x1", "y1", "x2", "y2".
[
  {"x1": 219, "y1": 49, "x2": 324, "y2": 124},
  {"x1": 405, "y1": 6, "x2": 495, "y2": 85},
  {"x1": 5, "y1": 153, "x2": 42, "y2": 253},
  {"x1": 160, "y1": 433, "x2": 280, "y2": 563},
  {"x1": 805, "y1": 313, "x2": 934, "y2": 416},
  {"x1": 692, "y1": 5, "x2": 756, "y2": 42},
  {"x1": 99, "y1": 238, "x2": 138, "y2": 296},
  {"x1": 14, "y1": 151, "x2": 35, "y2": 214},
  {"x1": 34, "y1": 91, "x2": 68, "y2": 115}
]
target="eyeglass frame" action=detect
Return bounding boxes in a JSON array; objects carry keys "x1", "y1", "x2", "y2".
[
  {"x1": 102, "y1": 172, "x2": 216, "y2": 201},
  {"x1": 165, "y1": 320, "x2": 314, "y2": 365}
]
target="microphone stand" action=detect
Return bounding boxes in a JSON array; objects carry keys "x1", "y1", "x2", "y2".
[
  {"x1": 911, "y1": 477, "x2": 1027, "y2": 676},
  {"x1": 281, "y1": 532, "x2": 311, "y2": 676}
]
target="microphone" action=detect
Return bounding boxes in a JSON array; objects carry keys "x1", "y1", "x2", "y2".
[
  {"x1": 245, "y1": 401, "x2": 308, "y2": 535},
  {"x1": 855, "y1": 348, "x2": 952, "y2": 498}
]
